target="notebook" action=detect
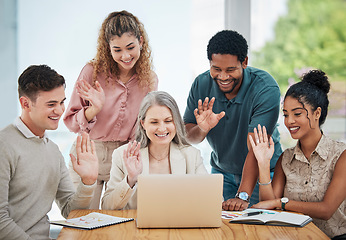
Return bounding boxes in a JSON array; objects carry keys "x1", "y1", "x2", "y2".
[
  {"x1": 136, "y1": 174, "x2": 223, "y2": 228},
  {"x1": 50, "y1": 212, "x2": 134, "y2": 230},
  {"x1": 227, "y1": 209, "x2": 312, "y2": 227}
]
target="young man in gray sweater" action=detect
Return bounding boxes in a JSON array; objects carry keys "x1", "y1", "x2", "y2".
[{"x1": 0, "y1": 65, "x2": 98, "y2": 240}]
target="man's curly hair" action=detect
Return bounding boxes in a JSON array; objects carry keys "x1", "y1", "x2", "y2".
[
  {"x1": 91, "y1": 10, "x2": 154, "y2": 90},
  {"x1": 207, "y1": 30, "x2": 248, "y2": 63}
]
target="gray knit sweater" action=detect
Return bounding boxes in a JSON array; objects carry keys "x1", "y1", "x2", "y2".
[{"x1": 0, "y1": 123, "x2": 95, "y2": 240}]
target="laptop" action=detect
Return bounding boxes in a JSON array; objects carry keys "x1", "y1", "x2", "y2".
[{"x1": 136, "y1": 174, "x2": 223, "y2": 228}]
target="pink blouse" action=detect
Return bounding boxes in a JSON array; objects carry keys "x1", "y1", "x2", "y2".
[{"x1": 63, "y1": 64, "x2": 158, "y2": 142}]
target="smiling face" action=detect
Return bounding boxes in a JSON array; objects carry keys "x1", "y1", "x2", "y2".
[
  {"x1": 283, "y1": 96, "x2": 321, "y2": 141},
  {"x1": 109, "y1": 32, "x2": 143, "y2": 74},
  {"x1": 21, "y1": 86, "x2": 66, "y2": 137},
  {"x1": 209, "y1": 54, "x2": 247, "y2": 100},
  {"x1": 140, "y1": 105, "x2": 176, "y2": 147}
]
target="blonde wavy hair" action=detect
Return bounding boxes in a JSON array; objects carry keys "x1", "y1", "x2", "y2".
[{"x1": 90, "y1": 10, "x2": 154, "y2": 90}]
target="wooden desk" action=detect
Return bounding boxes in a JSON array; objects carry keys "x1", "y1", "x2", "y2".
[{"x1": 56, "y1": 209, "x2": 329, "y2": 240}]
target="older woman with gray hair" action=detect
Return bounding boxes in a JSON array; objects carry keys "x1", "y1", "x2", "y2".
[{"x1": 102, "y1": 91, "x2": 207, "y2": 210}]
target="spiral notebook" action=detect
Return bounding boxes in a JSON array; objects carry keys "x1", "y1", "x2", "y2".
[{"x1": 50, "y1": 212, "x2": 134, "y2": 230}]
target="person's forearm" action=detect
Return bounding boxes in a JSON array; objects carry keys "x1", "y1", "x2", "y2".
[
  {"x1": 283, "y1": 200, "x2": 335, "y2": 220},
  {"x1": 258, "y1": 163, "x2": 276, "y2": 200},
  {"x1": 238, "y1": 151, "x2": 258, "y2": 196},
  {"x1": 102, "y1": 178, "x2": 134, "y2": 210},
  {"x1": 185, "y1": 123, "x2": 208, "y2": 144},
  {"x1": 84, "y1": 106, "x2": 100, "y2": 122},
  {"x1": 127, "y1": 175, "x2": 138, "y2": 188},
  {"x1": 0, "y1": 216, "x2": 33, "y2": 240}
]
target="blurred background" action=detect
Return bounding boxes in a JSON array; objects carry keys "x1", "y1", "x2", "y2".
[{"x1": 1, "y1": 0, "x2": 345, "y2": 237}]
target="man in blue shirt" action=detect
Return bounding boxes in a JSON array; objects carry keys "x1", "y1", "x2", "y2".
[{"x1": 184, "y1": 30, "x2": 282, "y2": 210}]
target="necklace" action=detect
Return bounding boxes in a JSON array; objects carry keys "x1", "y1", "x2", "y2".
[{"x1": 149, "y1": 152, "x2": 168, "y2": 162}]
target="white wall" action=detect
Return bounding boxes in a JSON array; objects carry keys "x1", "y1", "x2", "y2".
[
  {"x1": 17, "y1": 0, "x2": 224, "y2": 164},
  {"x1": 0, "y1": 0, "x2": 18, "y2": 128}
]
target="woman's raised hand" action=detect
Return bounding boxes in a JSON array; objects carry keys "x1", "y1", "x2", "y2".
[
  {"x1": 77, "y1": 79, "x2": 105, "y2": 114},
  {"x1": 249, "y1": 124, "x2": 274, "y2": 167},
  {"x1": 123, "y1": 140, "x2": 142, "y2": 188}
]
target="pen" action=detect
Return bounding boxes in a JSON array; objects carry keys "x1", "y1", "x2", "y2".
[{"x1": 243, "y1": 211, "x2": 263, "y2": 217}]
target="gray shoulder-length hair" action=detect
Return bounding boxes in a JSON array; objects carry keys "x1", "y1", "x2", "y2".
[{"x1": 135, "y1": 91, "x2": 190, "y2": 148}]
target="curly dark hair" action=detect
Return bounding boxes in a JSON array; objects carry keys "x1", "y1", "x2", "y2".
[
  {"x1": 207, "y1": 30, "x2": 248, "y2": 63},
  {"x1": 91, "y1": 10, "x2": 154, "y2": 90},
  {"x1": 18, "y1": 65, "x2": 65, "y2": 101},
  {"x1": 284, "y1": 69, "x2": 330, "y2": 127}
]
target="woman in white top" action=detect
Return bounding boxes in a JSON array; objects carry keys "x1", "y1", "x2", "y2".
[{"x1": 102, "y1": 91, "x2": 207, "y2": 210}]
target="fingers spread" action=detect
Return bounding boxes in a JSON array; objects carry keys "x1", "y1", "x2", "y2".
[
  {"x1": 249, "y1": 135, "x2": 255, "y2": 148},
  {"x1": 202, "y1": 97, "x2": 209, "y2": 110},
  {"x1": 123, "y1": 146, "x2": 128, "y2": 160},
  {"x1": 208, "y1": 97, "x2": 215, "y2": 110},
  {"x1": 269, "y1": 136, "x2": 274, "y2": 146},
  {"x1": 81, "y1": 133, "x2": 87, "y2": 153},
  {"x1": 126, "y1": 141, "x2": 133, "y2": 158},
  {"x1": 133, "y1": 141, "x2": 141, "y2": 157},
  {"x1": 70, "y1": 153, "x2": 78, "y2": 168},
  {"x1": 95, "y1": 81, "x2": 103, "y2": 92},
  {"x1": 90, "y1": 140, "x2": 96, "y2": 155},
  {"x1": 194, "y1": 108, "x2": 199, "y2": 118},
  {"x1": 78, "y1": 79, "x2": 90, "y2": 92},
  {"x1": 76, "y1": 135, "x2": 82, "y2": 154},
  {"x1": 257, "y1": 124, "x2": 263, "y2": 143},
  {"x1": 125, "y1": 141, "x2": 141, "y2": 159},
  {"x1": 129, "y1": 141, "x2": 136, "y2": 156},
  {"x1": 197, "y1": 99, "x2": 203, "y2": 114},
  {"x1": 263, "y1": 125, "x2": 268, "y2": 141},
  {"x1": 217, "y1": 111, "x2": 225, "y2": 120},
  {"x1": 254, "y1": 127, "x2": 259, "y2": 144},
  {"x1": 84, "y1": 132, "x2": 91, "y2": 152}
]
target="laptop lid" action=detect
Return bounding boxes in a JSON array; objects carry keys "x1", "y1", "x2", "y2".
[{"x1": 136, "y1": 174, "x2": 223, "y2": 228}]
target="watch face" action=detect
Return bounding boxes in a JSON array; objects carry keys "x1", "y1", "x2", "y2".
[
  {"x1": 281, "y1": 197, "x2": 289, "y2": 203},
  {"x1": 239, "y1": 192, "x2": 249, "y2": 201}
]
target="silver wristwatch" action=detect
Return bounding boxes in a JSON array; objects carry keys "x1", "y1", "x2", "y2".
[{"x1": 235, "y1": 192, "x2": 249, "y2": 202}]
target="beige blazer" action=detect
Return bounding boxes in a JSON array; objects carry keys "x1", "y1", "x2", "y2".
[{"x1": 101, "y1": 142, "x2": 208, "y2": 210}]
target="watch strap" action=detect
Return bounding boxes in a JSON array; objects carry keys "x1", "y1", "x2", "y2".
[{"x1": 281, "y1": 198, "x2": 289, "y2": 210}]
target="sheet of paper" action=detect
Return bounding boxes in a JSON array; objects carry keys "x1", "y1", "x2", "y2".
[{"x1": 222, "y1": 209, "x2": 276, "y2": 219}]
